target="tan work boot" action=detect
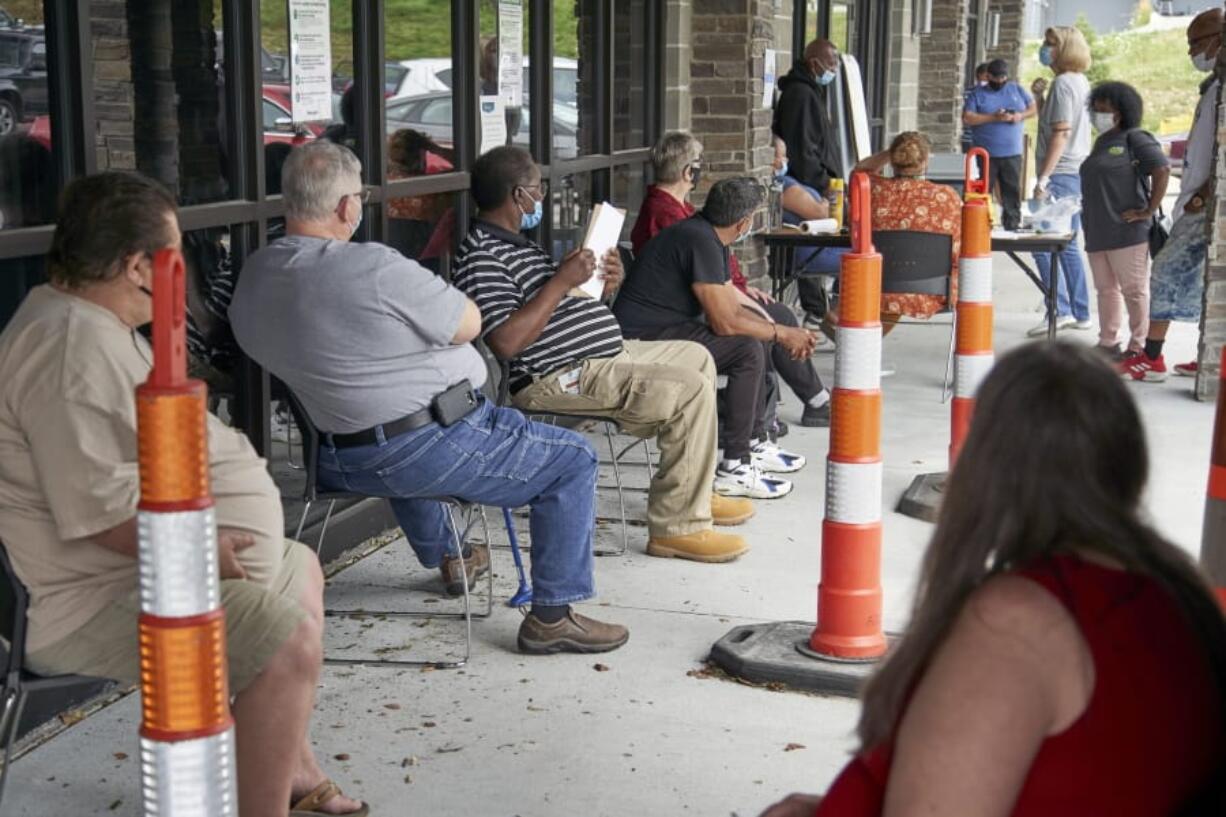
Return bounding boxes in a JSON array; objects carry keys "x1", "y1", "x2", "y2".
[
  {"x1": 646, "y1": 529, "x2": 749, "y2": 563},
  {"x1": 711, "y1": 493, "x2": 755, "y2": 526},
  {"x1": 440, "y1": 544, "x2": 490, "y2": 596},
  {"x1": 517, "y1": 609, "x2": 629, "y2": 654}
]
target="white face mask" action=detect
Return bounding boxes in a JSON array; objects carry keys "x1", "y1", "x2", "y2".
[
  {"x1": 1193, "y1": 51, "x2": 1216, "y2": 72},
  {"x1": 1091, "y1": 111, "x2": 1116, "y2": 133}
]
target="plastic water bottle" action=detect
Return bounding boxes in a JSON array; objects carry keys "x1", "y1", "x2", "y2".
[{"x1": 829, "y1": 178, "x2": 845, "y2": 227}]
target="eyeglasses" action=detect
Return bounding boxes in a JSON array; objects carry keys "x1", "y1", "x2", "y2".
[{"x1": 348, "y1": 189, "x2": 371, "y2": 204}]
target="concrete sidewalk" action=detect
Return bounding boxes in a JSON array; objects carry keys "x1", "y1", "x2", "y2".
[{"x1": 5, "y1": 251, "x2": 1215, "y2": 817}]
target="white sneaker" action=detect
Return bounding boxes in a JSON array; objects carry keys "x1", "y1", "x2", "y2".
[
  {"x1": 714, "y1": 461, "x2": 793, "y2": 499},
  {"x1": 750, "y1": 440, "x2": 806, "y2": 473},
  {"x1": 1069, "y1": 319, "x2": 1093, "y2": 331},
  {"x1": 1026, "y1": 315, "x2": 1075, "y2": 338}
]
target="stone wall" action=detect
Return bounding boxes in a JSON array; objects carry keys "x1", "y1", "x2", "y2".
[
  {"x1": 984, "y1": 0, "x2": 1025, "y2": 78},
  {"x1": 885, "y1": 0, "x2": 919, "y2": 136},
  {"x1": 92, "y1": 0, "x2": 136, "y2": 172},
  {"x1": 663, "y1": 0, "x2": 693, "y2": 131},
  {"x1": 1199, "y1": 51, "x2": 1226, "y2": 401},
  {"x1": 916, "y1": 0, "x2": 970, "y2": 152},
  {"x1": 689, "y1": 0, "x2": 775, "y2": 280}
]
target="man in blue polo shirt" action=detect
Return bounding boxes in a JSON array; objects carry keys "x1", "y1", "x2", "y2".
[{"x1": 962, "y1": 59, "x2": 1036, "y2": 230}]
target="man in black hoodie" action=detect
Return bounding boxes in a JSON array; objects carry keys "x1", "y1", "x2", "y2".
[{"x1": 772, "y1": 39, "x2": 843, "y2": 196}]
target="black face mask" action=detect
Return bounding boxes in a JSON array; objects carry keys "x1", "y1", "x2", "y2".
[{"x1": 988, "y1": 79, "x2": 1007, "y2": 91}]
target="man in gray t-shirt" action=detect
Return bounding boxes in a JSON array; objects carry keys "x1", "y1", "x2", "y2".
[{"x1": 229, "y1": 141, "x2": 628, "y2": 655}]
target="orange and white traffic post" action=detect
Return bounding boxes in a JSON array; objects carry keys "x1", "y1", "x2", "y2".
[
  {"x1": 951, "y1": 156, "x2": 995, "y2": 464},
  {"x1": 1201, "y1": 350, "x2": 1226, "y2": 607},
  {"x1": 808, "y1": 172, "x2": 887, "y2": 661},
  {"x1": 135, "y1": 248, "x2": 237, "y2": 816}
]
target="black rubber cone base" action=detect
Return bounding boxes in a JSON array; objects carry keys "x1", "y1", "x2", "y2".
[
  {"x1": 896, "y1": 471, "x2": 947, "y2": 523},
  {"x1": 709, "y1": 621, "x2": 887, "y2": 698}
]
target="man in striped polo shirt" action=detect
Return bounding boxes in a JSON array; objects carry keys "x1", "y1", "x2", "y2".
[{"x1": 454, "y1": 146, "x2": 752, "y2": 563}]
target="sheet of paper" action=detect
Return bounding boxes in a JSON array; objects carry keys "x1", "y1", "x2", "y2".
[
  {"x1": 579, "y1": 202, "x2": 626, "y2": 300},
  {"x1": 479, "y1": 95, "x2": 507, "y2": 154},
  {"x1": 497, "y1": 0, "x2": 524, "y2": 108},
  {"x1": 288, "y1": 0, "x2": 334, "y2": 123},
  {"x1": 762, "y1": 49, "x2": 777, "y2": 108}
]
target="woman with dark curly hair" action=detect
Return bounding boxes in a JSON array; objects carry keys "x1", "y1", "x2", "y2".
[{"x1": 1080, "y1": 81, "x2": 1170, "y2": 360}]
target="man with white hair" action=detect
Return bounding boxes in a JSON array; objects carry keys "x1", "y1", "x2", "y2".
[{"x1": 229, "y1": 140, "x2": 628, "y2": 654}]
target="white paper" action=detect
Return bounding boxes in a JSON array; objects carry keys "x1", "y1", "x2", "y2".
[
  {"x1": 479, "y1": 95, "x2": 507, "y2": 154},
  {"x1": 762, "y1": 49, "x2": 777, "y2": 108},
  {"x1": 498, "y1": 1, "x2": 524, "y2": 109},
  {"x1": 800, "y1": 218, "x2": 839, "y2": 234},
  {"x1": 288, "y1": 0, "x2": 334, "y2": 123},
  {"x1": 580, "y1": 202, "x2": 626, "y2": 300}
]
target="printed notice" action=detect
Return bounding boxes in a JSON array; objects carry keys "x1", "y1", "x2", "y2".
[
  {"x1": 479, "y1": 95, "x2": 508, "y2": 154},
  {"x1": 762, "y1": 49, "x2": 777, "y2": 108},
  {"x1": 498, "y1": 0, "x2": 524, "y2": 109},
  {"x1": 289, "y1": 0, "x2": 333, "y2": 123}
]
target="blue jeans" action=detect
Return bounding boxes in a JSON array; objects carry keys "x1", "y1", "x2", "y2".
[
  {"x1": 1032, "y1": 173, "x2": 1090, "y2": 320},
  {"x1": 317, "y1": 398, "x2": 598, "y2": 606}
]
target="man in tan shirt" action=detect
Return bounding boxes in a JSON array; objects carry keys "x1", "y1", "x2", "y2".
[{"x1": 0, "y1": 173, "x2": 364, "y2": 816}]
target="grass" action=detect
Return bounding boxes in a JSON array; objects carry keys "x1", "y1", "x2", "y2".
[{"x1": 1021, "y1": 26, "x2": 1203, "y2": 136}]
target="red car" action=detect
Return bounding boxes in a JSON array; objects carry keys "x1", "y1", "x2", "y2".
[{"x1": 25, "y1": 84, "x2": 340, "y2": 151}]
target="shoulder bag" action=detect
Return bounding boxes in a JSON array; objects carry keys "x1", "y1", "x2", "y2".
[{"x1": 1124, "y1": 129, "x2": 1169, "y2": 258}]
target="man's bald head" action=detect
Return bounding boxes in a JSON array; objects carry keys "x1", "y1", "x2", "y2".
[
  {"x1": 1188, "y1": 8, "x2": 1223, "y2": 61},
  {"x1": 802, "y1": 39, "x2": 839, "y2": 79}
]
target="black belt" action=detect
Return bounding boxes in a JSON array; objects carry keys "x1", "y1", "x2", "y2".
[{"x1": 326, "y1": 390, "x2": 480, "y2": 449}]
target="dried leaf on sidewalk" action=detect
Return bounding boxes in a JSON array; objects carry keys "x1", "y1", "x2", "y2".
[
  {"x1": 783, "y1": 743, "x2": 806, "y2": 752},
  {"x1": 334, "y1": 753, "x2": 351, "y2": 761},
  {"x1": 383, "y1": 703, "x2": 401, "y2": 710},
  {"x1": 593, "y1": 663, "x2": 610, "y2": 672},
  {"x1": 437, "y1": 744, "x2": 463, "y2": 754},
  {"x1": 112, "y1": 752, "x2": 128, "y2": 760}
]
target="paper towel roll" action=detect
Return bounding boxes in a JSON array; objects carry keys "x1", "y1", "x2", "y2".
[{"x1": 799, "y1": 218, "x2": 839, "y2": 235}]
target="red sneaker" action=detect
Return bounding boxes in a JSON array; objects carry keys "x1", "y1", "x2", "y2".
[
  {"x1": 1173, "y1": 360, "x2": 1198, "y2": 377},
  {"x1": 1117, "y1": 352, "x2": 1168, "y2": 382}
]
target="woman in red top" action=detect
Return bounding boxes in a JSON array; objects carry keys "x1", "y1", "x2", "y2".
[
  {"x1": 760, "y1": 341, "x2": 1226, "y2": 817},
  {"x1": 632, "y1": 131, "x2": 831, "y2": 429}
]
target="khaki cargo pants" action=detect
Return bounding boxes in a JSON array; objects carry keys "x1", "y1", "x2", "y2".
[{"x1": 512, "y1": 340, "x2": 718, "y2": 538}]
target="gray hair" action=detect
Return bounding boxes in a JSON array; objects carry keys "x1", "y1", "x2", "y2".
[
  {"x1": 702, "y1": 177, "x2": 764, "y2": 227},
  {"x1": 651, "y1": 131, "x2": 703, "y2": 184},
  {"x1": 281, "y1": 140, "x2": 363, "y2": 222}
]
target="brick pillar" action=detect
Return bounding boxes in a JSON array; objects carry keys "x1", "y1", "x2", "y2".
[
  {"x1": 886, "y1": 0, "x2": 920, "y2": 136},
  {"x1": 92, "y1": 0, "x2": 136, "y2": 171},
  {"x1": 985, "y1": 0, "x2": 1025, "y2": 76},
  {"x1": 916, "y1": 0, "x2": 970, "y2": 152},
  {"x1": 690, "y1": 0, "x2": 774, "y2": 282},
  {"x1": 663, "y1": 0, "x2": 692, "y2": 131},
  {"x1": 1199, "y1": 40, "x2": 1226, "y2": 402}
]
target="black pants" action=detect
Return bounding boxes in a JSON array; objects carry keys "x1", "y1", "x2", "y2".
[
  {"x1": 989, "y1": 154, "x2": 1023, "y2": 231},
  {"x1": 763, "y1": 302, "x2": 824, "y2": 404},
  {"x1": 633, "y1": 322, "x2": 766, "y2": 461}
]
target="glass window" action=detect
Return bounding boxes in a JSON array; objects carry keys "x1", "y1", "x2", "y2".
[
  {"x1": 613, "y1": 0, "x2": 649, "y2": 151},
  {"x1": 386, "y1": 190, "x2": 459, "y2": 274},
  {"x1": 613, "y1": 164, "x2": 646, "y2": 243},
  {"x1": 549, "y1": 171, "x2": 591, "y2": 255},
  {"x1": 478, "y1": 0, "x2": 530, "y2": 157},
  {"x1": 0, "y1": 5, "x2": 53, "y2": 231},
  {"x1": 553, "y1": 0, "x2": 595, "y2": 158},
  {"x1": 260, "y1": 0, "x2": 350, "y2": 192}
]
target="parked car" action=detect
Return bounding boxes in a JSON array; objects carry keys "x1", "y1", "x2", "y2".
[
  {"x1": 385, "y1": 89, "x2": 578, "y2": 159},
  {"x1": 0, "y1": 27, "x2": 47, "y2": 136},
  {"x1": 0, "y1": 8, "x2": 15, "y2": 28}
]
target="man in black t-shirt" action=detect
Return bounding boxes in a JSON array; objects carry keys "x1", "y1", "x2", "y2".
[{"x1": 615, "y1": 178, "x2": 814, "y2": 500}]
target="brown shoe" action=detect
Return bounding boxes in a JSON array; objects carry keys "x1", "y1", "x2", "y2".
[
  {"x1": 646, "y1": 529, "x2": 749, "y2": 563},
  {"x1": 711, "y1": 493, "x2": 755, "y2": 526},
  {"x1": 440, "y1": 545, "x2": 490, "y2": 596},
  {"x1": 517, "y1": 609, "x2": 629, "y2": 654}
]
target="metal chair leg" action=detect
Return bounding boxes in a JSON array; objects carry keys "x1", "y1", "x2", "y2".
[
  {"x1": 942, "y1": 312, "x2": 957, "y2": 403},
  {"x1": 294, "y1": 500, "x2": 313, "y2": 543},
  {"x1": 0, "y1": 686, "x2": 26, "y2": 810},
  {"x1": 597, "y1": 423, "x2": 628, "y2": 556},
  {"x1": 315, "y1": 500, "x2": 337, "y2": 556},
  {"x1": 639, "y1": 438, "x2": 654, "y2": 481}
]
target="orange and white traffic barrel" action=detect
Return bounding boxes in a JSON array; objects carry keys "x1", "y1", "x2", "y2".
[
  {"x1": 963, "y1": 147, "x2": 993, "y2": 221},
  {"x1": 1201, "y1": 349, "x2": 1226, "y2": 607},
  {"x1": 951, "y1": 179, "x2": 994, "y2": 465},
  {"x1": 808, "y1": 172, "x2": 887, "y2": 661},
  {"x1": 135, "y1": 248, "x2": 236, "y2": 816}
]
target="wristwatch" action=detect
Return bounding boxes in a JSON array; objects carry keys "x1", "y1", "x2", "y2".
[{"x1": 1191, "y1": 194, "x2": 1206, "y2": 210}]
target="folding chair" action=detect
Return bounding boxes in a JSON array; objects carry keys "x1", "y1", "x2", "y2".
[
  {"x1": 0, "y1": 542, "x2": 101, "y2": 810},
  {"x1": 490, "y1": 358, "x2": 652, "y2": 557},
  {"x1": 874, "y1": 230, "x2": 958, "y2": 399},
  {"x1": 284, "y1": 389, "x2": 493, "y2": 670}
]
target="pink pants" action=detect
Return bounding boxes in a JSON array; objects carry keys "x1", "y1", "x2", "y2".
[{"x1": 1087, "y1": 242, "x2": 1150, "y2": 352}]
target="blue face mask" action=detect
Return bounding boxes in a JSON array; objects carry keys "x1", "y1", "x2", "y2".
[
  {"x1": 775, "y1": 160, "x2": 789, "y2": 179},
  {"x1": 817, "y1": 69, "x2": 837, "y2": 86},
  {"x1": 1038, "y1": 45, "x2": 1054, "y2": 67},
  {"x1": 518, "y1": 191, "x2": 543, "y2": 231}
]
